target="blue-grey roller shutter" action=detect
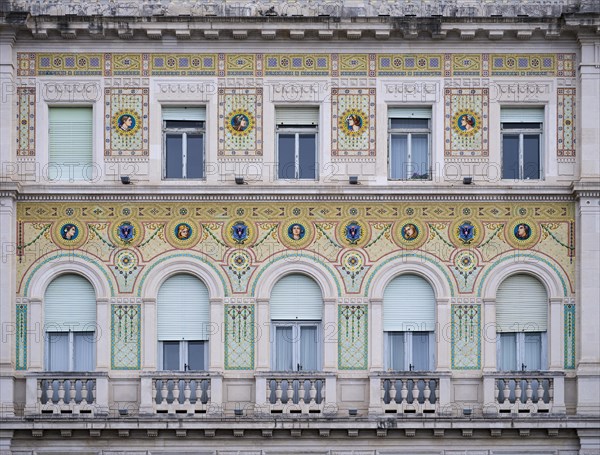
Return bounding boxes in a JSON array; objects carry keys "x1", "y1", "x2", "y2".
[
  {"x1": 383, "y1": 274, "x2": 436, "y2": 332},
  {"x1": 270, "y1": 274, "x2": 323, "y2": 320},
  {"x1": 44, "y1": 274, "x2": 96, "y2": 331},
  {"x1": 496, "y1": 274, "x2": 548, "y2": 332}
]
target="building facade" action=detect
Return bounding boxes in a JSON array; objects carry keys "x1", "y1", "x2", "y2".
[{"x1": 0, "y1": 1, "x2": 599, "y2": 453}]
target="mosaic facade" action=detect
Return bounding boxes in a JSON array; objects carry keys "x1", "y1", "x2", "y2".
[
  {"x1": 17, "y1": 53, "x2": 577, "y2": 78},
  {"x1": 331, "y1": 88, "x2": 376, "y2": 157},
  {"x1": 451, "y1": 303, "x2": 481, "y2": 370},
  {"x1": 224, "y1": 304, "x2": 255, "y2": 370},
  {"x1": 104, "y1": 88, "x2": 149, "y2": 157},
  {"x1": 16, "y1": 87, "x2": 36, "y2": 157},
  {"x1": 444, "y1": 88, "x2": 489, "y2": 158},
  {"x1": 557, "y1": 88, "x2": 576, "y2": 157},
  {"x1": 218, "y1": 87, "x2": 263, "y2": 156},
  {"x1": 564, "y1": 302, "x2": 576, "y2": 369},
  {"x1": 15, "y1": 303, "x2": 27, "y2": 370},
  {"x1": 338, "y1": 304, "x2": 368, "y2": 370},
  {"x1": 111, "y1": 303, "x2": 141, "y2": 370}
]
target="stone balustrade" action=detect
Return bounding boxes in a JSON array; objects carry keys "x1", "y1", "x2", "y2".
[{"x1": 25, "y1": 373, "x2": 108, "y2": 416}]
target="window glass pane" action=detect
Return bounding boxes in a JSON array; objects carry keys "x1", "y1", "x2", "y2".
[
  {"x1": 523, "y1": 134, "x2": 541, "y2": 180},
  {"x1": 499, "y1": 333, "x2": 517, "y2": 371},
  {"x1": 388, "y1": 332, "x2": 405, "y2": 370},
  {"x1": 278, "y1": 134, "x2": 296, "y2": 179},
  {"x1": 300, "y1": 326, "x2": 318, "y2": 371},
  {"x1": 390, "y1": 118, "x2": 429, "y2": 129},
  {"x1": 186, "y1": 134, "x2": 204, "y2": 179},
  {"x1": 390, "y1": 134, "x2": 408, "y2": 180},
  {"x1": 187, "y1": 341, "x2": 206, "y2": 371},
  {"x1": 412, "y1": 332, "x2": 430, "y2": 371},
  {"x1": 74, "y1": 332, "x2": 94, "y2": 371},
  {"x1": 275, "y1": 327, "x2": 294, "y2": 371},
  {"x1": 298, "y1": 134, "x2": 316, "y2": 179},
  {"x1": 165, "y1": 134, "x2": 183, "y2": 179},
  {"x1": 502, "y1": 135, "x2": 520, "y2": 180},
  {"x1": 524, "y1": 333, "x2": 542, "y2": 370},
  {"x1": 163, "y1": 341, "x2": 180, "y2": 370},
  {"x1": 48, "y1": 332, "x2": 69, "y2": 371},
  {"x1": 410, "y1": 134, "x2": 429, "y2": 179}
]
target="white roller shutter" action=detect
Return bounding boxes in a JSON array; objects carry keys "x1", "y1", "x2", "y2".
[
  {"x1": 496, "y1": 274, "x2": 548, "y2": 332},
  {"x1": 500, "y1": 108, "x2": 544, "y2": 123},
  {"x1": 162, "y1": 107, "x2": 206, "y2": 121},
  {"x1": 270, "y1": 274, "x2": 322, "y2": 320},
  {"x1": 275, "y1": 107, "x2": 319, "y2": 125},
  {"x1": 157, "y1": 274, "x2": 210, "y2": 340},
  {"x1": 44, "y1": 274, "x2": 96, "y2": 331},
  {"x1": 383, "y1": 274, "x2": 436, "y2": 331},
  {"x1": 48, "y1": 107, "x2": 93, "y2": 180},
  {"x1": 388, "y1": 107, "x2": 432, "y2": 119}
]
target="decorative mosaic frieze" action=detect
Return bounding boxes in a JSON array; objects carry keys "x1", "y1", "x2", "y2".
[
  {"x1": 376, "y1": 54, "x2": 443, "y2": 77},
  {"x1": 17, "y1": 53, "x2": 35, "y2": 76},
  {"x1": 447, "y1": 54, "x2": 488, "y2": 77},
  {"x1": 337, "y1": 54, "x2": 374, "y2": 77},
  {"x1": 104, "y1": 88, "x2": 149, "y2": 157},
  {"x1": 223, "y1": 54, "x2": 257, "y2": 77},
  {"x1": 224, "y1": 304, "x2": 255, "y2": 370},
  {"x1": 264, "y1": 54, "x2": 330, "y2": 77},
  {"x1": 451, "y1": 303, "x2": 481, "y2": 370},
  {"x1": 218, "y1": 87, "x2": 263, "y2": 156},
  {"x1": 36, "y1": 53, "x2": 103, "y2": 76},
  {"x1": 490, "y1": 54, "x2": 576, "y2": 77},
  {"x1": 338, "y1": 304, "x2": 368, "y2": 370},
  {"x1": 16, "y1": 304, "x2": 27, "y2": 370},
  {"x1": 564, "y1": 303, "x2": 576, "y2": 369},
  {"x1": 149, "y1": 53, "x2": 217, "y2": 77},
  {"x1": 111, "y1": 304, "x2": 141, "y2": 370},
  {"x1": 105, "y1": 53, "x2": 148, "y2": 77},
  {"x1": 444, "y1": 88, "x2": 489, "y2": 158},
  {"x1": 557, "y1": 88, "x2": 576, "y2": 157},
  {"x1": 16, "y1": 87, "x2": 36, "y2": 156},
  {"x1": 331, "y1": 88, "x2": 376, "y2": 157}
]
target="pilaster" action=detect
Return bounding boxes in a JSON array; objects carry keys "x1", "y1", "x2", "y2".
[
  {"x1": 369, "y1": 298, "x2": 383, "y2": 371},
  {"x1": 482, "y1": 298, "x2": 497, "y2": 372},
  {"x1": 141, "y1": 298, "x2": 156, "y2": 370},
  {"x1": 323, "y1": 298, "x2": 337, "y2": 371},
  {"x1": 255, "y1": 298, "x2": 270, "y2": 371},
  {"x1": 209, "y1": 298, "x2": 224, "y2": 372}
]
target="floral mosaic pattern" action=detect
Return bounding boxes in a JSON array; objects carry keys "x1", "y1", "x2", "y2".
[
  {"x1": 557, "y1": 88, "x2": 576, "y2": 157},
  {"x1": 331, "y1": 88, "x2": 376, "y2": 157},
  {"x1": 444, "y1": 88, "x2": 489, "y2": 158},
  {"x1": 111, "y1": 304, "x2": 141, "y2": 370},
  {"x1": 16, "y1": 87, "x2": 36, "y2": 156},
  {"x1": 564, "y1": 303, "x2": 576, "y2": 369},
  {"x1": 218, "y1": 87, "x2": 263, "y2": 156},
  {"x1": 34, "y1": 53, "x2": 103, "y2": 76},
  {"x1": 16, "y1": 304, "x2": 27, "y2": 370},
  {"x1": 149, "y1": 54, "x2": 216, "y2": 76},
  {"x1": 104, "y1": 88, "x2": 149, "y2": 157},
  {"x1": 264, "y1": 54, "x2": 330, "y2": 77},
  {"x1": 224, "y1": 304, "x2": 255, "y2": 370},
  {"x1": 338, "y1": 304, "x2": 368, "y2": 370},
  {"x1": 377, "y1": 54, "x2": 442, "y2": 76},
  {"x1": 451, "y1": 304, "x2": 481, "y2": 370}
]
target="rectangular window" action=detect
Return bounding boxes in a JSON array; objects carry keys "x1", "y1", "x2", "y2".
[
  {"x1": 48, "y1": 107, "x2": 93, "y2": 181},
  {"x1": 162, "y1": 107, "x2": 205, "y2": 179},
  {"x1": 498, "y1": 332, "x2": 545, "y2": 371},
  {"x1": 161, "y1": 340, "x2": 207, "y2": 371},
  {"x1": 501, "y1": 108, "x2": 544, "y2": 180},
  {"x1": 276, "y1": 107, "x2": 318, "y2": 180},
  {"x1": 47, "y1": 331, "x2": 95, "y2": 371},
  {"x1": 273, "y1": 322, "x2": 320, "y2": 371},
  {"x1": 388, "y1": 107, "x2": 431, "y2": 180},
  {"x1": 385, "y1": 331, "x2": 434, "y2": 371}
]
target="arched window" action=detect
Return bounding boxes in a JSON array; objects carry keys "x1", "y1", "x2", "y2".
[
  {"x1": 157, "y1": 274, "x2": 210, "y2": 371},
  {"x1": 44, "y1": 274, "x2": 96, "y2": 371},
  {"x1": 496, "y1": 274, "x2": 548, "y2": 371},
  {"x1": 383, "y1": 274, "x2": 435, "y2": 371},
  {"x1": 270, "y1": 274, "x2": 322, "y2": 371}
]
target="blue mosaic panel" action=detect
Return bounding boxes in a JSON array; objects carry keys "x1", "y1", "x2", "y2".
[
  {"x1": 451, "y1": 304, "x2": 481, "y2": 370},
  {"x1": 564, "y1": 303, "x2": 576, "y2": 369},
  {"x1": 111, "y1": 304, "x2": 141, "y2": 370},
  {"x1": 338, "y1": 304, "x2": 368, "y2": 370},
  {"x1": 224, "y1": 304, "x2": 255, "y2": 370},
  {"x1": 16, "y1": 304, "x2": 27, "y2": 371}
]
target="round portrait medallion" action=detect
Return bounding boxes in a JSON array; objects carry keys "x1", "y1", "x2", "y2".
[
  {"x1": 165, "y1": 219, "x2": 201, "y2": 248},
  {"x1": 226, "y1": 110, "x2": 254, "y2": 136},
  {"x1": 279, "y1": 220, "x2": 312, "y2": 249},
  {"x1": 392, "y1": 220, "x2": 427, "y2": 249},
  {"x1": 54, "y1": 219, "x2": 86, "y2": 248},
  {"x1": 338, "y1": 109, "x2": 367, "y2": 136},
  {"x1": 505, "y1": 220, "x2": 539, "y2": 249},
  {"x1": 452, "y1": 110, "x2": 480, "y2": 136},
  {"x1": 113, "y1": 109, "x2": 140, "y2": 136}
]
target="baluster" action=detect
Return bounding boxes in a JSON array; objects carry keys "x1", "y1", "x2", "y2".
[
  {"x1": 525, "y1": 379, "x2": 533, "y2": 404},
  {"x1": 275, "y1": 380, "x2": 283, "y2": 406},
  {"x1": 503, "y1": 380, "x2": 511, "y2": 406},
  {"x1": 424, "y1": 380, "x2": 431, "y2": 405},
  {"x1": 548, "y1": 379, "x2": 554, "y2": 406},
  {"x1": 537, "y1": 379, "x2": 545, "y2": 405},
  {"x1": 411, "y1": 380, "x2": 419, "y2": 405},
  {"x1": 80, "y1": 379, "x2": 88, "y2": 405},
  {"x1": 160, "y1": 380, "x2": 168, "y2": 405},
  {"x1": 298, "y1": 379, "x2": 306, "y2": 406},
  {"x1": 389, "y1": 379, "x2": 397, "y2": 405},
  {"x1": 514, "y1": 379, "x2": 522, "y2": 409},
  {"x1": 309, "y1": 380, "x2": 316, "y2": 405},
  {"x1": 39, "y1": 379, "x2": 46, "y2": 405},
  {"x1": 57, "y1": 380, "x2": 66, "y2": 406},
  {"x1": 173, "y1": 380, "x2": 181, "y2": 406},
  {"x1": 400, "y1": 379, "x2": 408, "y2": 405},
  {"x1": 495, "y1": 380, "x2": 500, "y2": 403}
]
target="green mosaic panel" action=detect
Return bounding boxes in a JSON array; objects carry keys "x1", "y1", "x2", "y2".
[
  {"x1": 451, "y1": 304, "x2": 481, "y2": 370},
  {"x1": 338, "y1": 304, "x2": 368, "y2": 370},
  {"x1": 564, "y1": 303, "x2": 576, "y2": 369},
  {"x1": 557, "y1": 88, "x2": 576, "y2": 157},
  {"x1": 225, "y1": 304, "x2": 255, "y2": 370},
  {"x1": 16, "y1": 87, "x2": 36, "y2": 156},
  {"x1": 104, "y1": 87, "x2": 149, "y2": 157},
  {"x1": 111, "y1": 304, "x2": 141, "y2": 370},
  {"x1": 16, "y1": 304, "x2": 27, "y2": 371}
]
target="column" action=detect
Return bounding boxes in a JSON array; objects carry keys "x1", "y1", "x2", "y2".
[
  {"x1": 95, "y1": 298, "x2": 110, "y2": 370},
  {"x1": 482, "y1": 298, "x2": 497, "y2": 372},
  {"x1": 255, "y1": 298, "x2": 270, "y2": 371},
  {"x1": 28, "y1": 298, "x2": 43, "y2": 371},
  {"x1": 209, "y1": 298, "x2": 223, "y2": 371},
  {"x1": 578, "y1": 36, "x2": 600, "y2": 180},
  {"x1": 548, "y1": 298, "x2": 563, "y2": 370},
  {"x1": 436, "y1": 298, "x2": 451, "y2": 371},
  {"x1": 322, "y1": 298, "x2": 337, "y2": 371},
  {"x1": 369, "y1": 298, "x2": 383, "y2": 371},
  {"x1": 141, "y1": 298, "x2": 156, "y2": 370}
]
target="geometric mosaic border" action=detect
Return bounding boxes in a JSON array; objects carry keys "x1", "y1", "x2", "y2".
[
  {"x1": 16, "y1": 87, "x2": 36, "y2": 157},
  {"x1": 16, "y1": 304, "x2": 27, "y2": 371},
  {"x1": 564, "y1": 303, "x2": 576, "y2": 369},
  {"x1": 338, "y1": 304, "x2": 368, "y2": 370},
  {"x1": 110, "y1": 304, "x2": 141, "y2": 370},
  {"x1": 557, "y1": 88, "x2": 576, "y2": 157},
  {"x1": 451, "y1": 303, "x2": 481, "y2": 370},
  {"x1": 224, "y1": 304, "x2": 255, "y2": 370}
]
